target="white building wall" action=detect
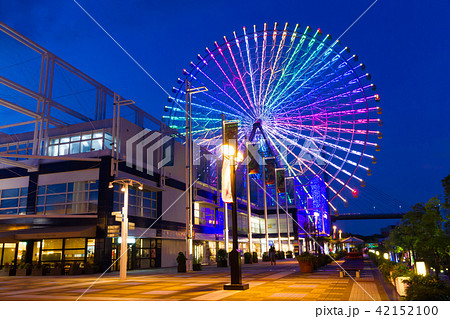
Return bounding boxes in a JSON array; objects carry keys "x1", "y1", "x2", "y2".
[
  {"x1": 161, "y1": 238, "x2": 185, "y2": 267},
  {"x1": 38, "y1": 169, "x2": 99, "y2": 184},
  {"x1": 0, "y1": 176, "x2": 28, "y2": 189}
]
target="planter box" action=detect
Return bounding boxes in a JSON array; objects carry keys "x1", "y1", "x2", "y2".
[
  {"x1": 177, "y1": 264, "x2": 186, "y2": 273},
  {"x1": 31, "y1": 269, "x2": 44, "y2": 276},
  {"x1": 193, "y1": 264, "x2": 202, "y2": 271},
  {"x1": 48, "y1": 268, "x2": 63, "y2": 276},
  {"x1": 298, "y1": 261, "x2": 314, "y2": 273},
  {"x1": 16, "y1": 269, "x2": 28, "y2": 276},
  {"x1": 0, "y1": 270, "x2": 10, "y2": 277},
  {"x1": 395, "y1": 276, "x2": 410, "y2": 297},
  {"x1": 69, "y1": 269, "x2": 83, "y2": 276}
]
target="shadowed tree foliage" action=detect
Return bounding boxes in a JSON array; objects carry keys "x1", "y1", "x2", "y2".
[{"x1": 386, "y1": 176, "x2": 450, "y2": 278}]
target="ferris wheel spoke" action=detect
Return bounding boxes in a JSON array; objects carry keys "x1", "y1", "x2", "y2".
[
  {"x1": 275, "y1": 122, "x2": 373, "y2": 160},
  {"x1": 219, "y1": 36, "x2": 256, "y2": 112},
  {"x1": 205, "y1": 47, "x2": 253, "y2": 113},
  {"x1": 276, "y1": 123, "x2": 371, "y2": 173},
  {"x1": 243, "y1": 27, "x2": 259, "y2": 108},
  {"x1": 194, "y1": 60, "x2": 252, "y2": 117},
  {"x1": 279, "y1": 66, "x2": 368, "y2": 111},
  {"x1": 265, "y1": 30, "x2": 335, "y2": 110},
  {"x1": 265, "y1": 130, "x2": 349, "y2": 203},
  {"x1": 260, "y1": 23, "x2": 289, "y2": 110}
]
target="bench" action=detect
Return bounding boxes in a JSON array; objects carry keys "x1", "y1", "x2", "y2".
[{"x1": 339, "y1": 259, "x2": 364, "y2": 278}]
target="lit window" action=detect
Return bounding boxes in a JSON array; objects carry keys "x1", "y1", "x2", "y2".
[
  {"x1": 59, "y1": 144, "x2": 69, "y2": 155},
  {"x1": 48, "y1": 145, "x2": 58, "y2": 156},
  {"x1": 91, "y1": 139, "x2": 103, "y2": 151},
  {"x1": 81, "y1": 141, "x2": 91, "y2": 153},
  {"x1": 70, "y1": 142, "x2": 80, "y2": 154}
]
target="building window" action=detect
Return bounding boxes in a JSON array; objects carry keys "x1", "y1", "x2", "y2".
[
  {"x1": 0, "y1": 243, "x2": 16, "y2": 266},
  {"x1": 113, "y1": 186, "x2": 157, "y2": 218},
  {"x1": 0, "y1": 187, "x2": 28, "y2": 215},
  {"x1": 193, "y1": 203, "x2": 216, "y2": 226},
  {"x1": 47, "y1": 130, "x2": 113, "y2": 156},
  {"x1": 36, "y1": 180, "x2": 98, "y2": 215},
  {"x1": 41, "y1": 239, "x2": 63, "y2": 262},
  {"x1": 64, "y1": 238, "x2": 86, "y2": 261}
]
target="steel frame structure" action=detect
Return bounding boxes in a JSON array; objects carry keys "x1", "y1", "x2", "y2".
[{"x1": 0, "y1": 21, "x2": 178, "y2": 172}]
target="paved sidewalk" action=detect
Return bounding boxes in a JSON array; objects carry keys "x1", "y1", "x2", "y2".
[{"x1": 0, "y1": 259, "x2": 390, "y2": 301}]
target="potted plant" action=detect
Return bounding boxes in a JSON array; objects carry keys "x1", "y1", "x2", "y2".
[
  {"x1": 296, "y1": 252, "x2": 314, "y2": 273},
  {"x1": 69, "y1": 262, "x2": 83, "y2": 275},
  {"x1": 193, "y1": 257, "x2": 202, "y2": 271},
  {"x1": 31, "y1": 263, "x2": 44, "y2": 276},
  {"x1": 0, "y1": 263, "x2": 11, "y2": 276},
  {"x1": 176, "y1": 252, "x2": 187, "y2": 272},
  {"x1": 286, "y1": 251, "x2": 293, "y2": 258},
  {"x1": 252, "y1": 252, "x2": 258, "y2": 263},
  {"x1": 244, "y1": 252, "x2": 253, "y2": 264},
  {"x1": 16, "y1": 262, "x2": 31, "y2": 276},
  {"x1": 276, "y1": 251, "x2": 285, "y2": 260},
  {"x1": 262, "y1": 252, "x2": 270, "y2": 262},
  {"x1": 48, "y1": 263, "x2": 63, "y2": 276},
  {"x1": 216, "y1": 249, "x2": 228, "y2": 267}
]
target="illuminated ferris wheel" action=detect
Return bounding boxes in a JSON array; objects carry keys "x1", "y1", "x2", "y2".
[{"x1": 165, "y1": 22, "x2": 382, "y2": 210}]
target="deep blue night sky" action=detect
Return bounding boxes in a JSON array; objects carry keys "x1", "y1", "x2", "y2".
[{"x1": 0, "y1": 1, "x2": 448, "y2": 235}]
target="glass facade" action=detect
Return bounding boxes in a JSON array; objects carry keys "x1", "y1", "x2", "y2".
[
  {"x1": 32, "y1": 238, "x2": 95, "y2": 265},
  {"x1": 113, "y1": 185, "x2": 157, "y2": 218},
  {"x1": 0, "y1": 187, "x2": 28, "y2": 215},
  {"x1": 36, "y1": 180, "x2": 98, "y2": 215},
  {"x1": 0, "y1": 243, "x2": 16, "y2": 266},
  {"x1": 194, "y1": 203, "x2": 216, "y2": 226},
  {"x1": 48, "y1": 130, "x2": 113, "y2": 156}
]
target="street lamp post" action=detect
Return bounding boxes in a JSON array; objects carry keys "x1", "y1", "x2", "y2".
[
  {"x1": 222, "y1": 121, "x2": 249, "y2": 290},
  {"x1": 245, "y1": 142, "x2": 252, "y2": 256},
  {"x1": 108, "y1": 179, "x2": 143, "y2": 280},
  {"x1": 262, "y1": 157, "x2": 269, "y2": 254},
  {"x1": 185, "y1": 80, "x2": 208, "y2": 271}
]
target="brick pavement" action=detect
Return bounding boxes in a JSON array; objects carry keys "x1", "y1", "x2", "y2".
[{"x1": 0, "y1": 259, "x2": 391, "y2": 301}]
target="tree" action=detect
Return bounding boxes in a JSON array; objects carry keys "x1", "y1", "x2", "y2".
[
  {"x1": 415, "y1": 197, "x2": 449, "y2": 278},
  {"x1": 442, "y1": 174, "x2": 450, "y2": 209}
]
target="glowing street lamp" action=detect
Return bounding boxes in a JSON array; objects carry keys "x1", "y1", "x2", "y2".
[
  {"x1": 416, "y1": 261, "x2": 427, "y2": 276},
  {"x1": 338, "y1": 229, "x2": 342, "y2": 240},
  {"x1": 333, "y1": 225, "x2": 337, "y2": 239}
]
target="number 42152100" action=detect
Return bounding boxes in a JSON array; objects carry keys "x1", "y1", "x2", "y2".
[{"x1": 376, "y1": 306, "x2": 438, "y2": 316}]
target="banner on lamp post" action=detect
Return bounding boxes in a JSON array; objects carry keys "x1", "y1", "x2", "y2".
[
  {"x1": 221, "y1": 157, "x2": 233, "y2": 203},
  {"x1": 264, "y1": 157, "x2": 276, "y2": 185},
  {"x1": 221, "y1": 120, "x2": 239, "y2": 203},
  {"x1": 246, "y1": 142, "x2": 260, "y2": 174},
  {"x1": 275, "y1": 168, "x2": 285, "y2": 193},
  {"x1": 223, "y1": 120, "x2": 238, "y2": 155}
]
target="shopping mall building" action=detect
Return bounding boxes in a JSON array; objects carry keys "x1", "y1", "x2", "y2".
[{"x1": 0, "y1": 22, "x2": 329, "y2": 274}]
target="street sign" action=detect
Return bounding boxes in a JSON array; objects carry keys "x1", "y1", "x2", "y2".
[
  {"x1": 112, "y1": 211, "x2": 123, "y2": 222},
  {"x1": 107, "y1": 225, "x2": 120, "y2": 237}
]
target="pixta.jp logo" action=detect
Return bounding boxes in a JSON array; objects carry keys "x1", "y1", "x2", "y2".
[{"x1": 126, "y1": 129, "x2": 173, "y2": 175}]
